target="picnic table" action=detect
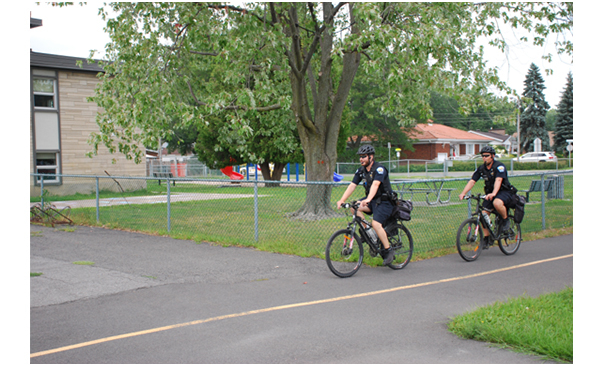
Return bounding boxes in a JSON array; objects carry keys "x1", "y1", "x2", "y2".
[{"x1": 391, "y1": 179, "x2": 456, "y2": 205}]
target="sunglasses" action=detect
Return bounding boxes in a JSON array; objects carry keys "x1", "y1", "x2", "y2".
[
  {"x1": 481, "y1": 154, "x2": 491, "y2": 158},
  {"x1": 359, "y1": 155, "x2": 369, "y2": 159}
]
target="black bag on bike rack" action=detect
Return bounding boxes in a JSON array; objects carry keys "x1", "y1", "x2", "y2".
[
  {"x1": 393, "y1": 199, "x2": 413, "y2": 221},
  {"x1": 513, "y1": 194, "x2": 526, "y2": 224}
]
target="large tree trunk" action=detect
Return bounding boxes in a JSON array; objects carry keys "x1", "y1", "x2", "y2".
[
  {"x1": 259, "y1": 162, "x2": 286, "y2": 187},
  {"x1": 285, "y1": 3, "x2": 361, "y2": 220}
]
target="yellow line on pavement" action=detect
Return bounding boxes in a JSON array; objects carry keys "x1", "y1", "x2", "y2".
[{"x1": 31, "y1": 254, "x2": 572, "y2": 359}]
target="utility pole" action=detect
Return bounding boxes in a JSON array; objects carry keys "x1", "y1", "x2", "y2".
[{"x1": 516, "y1": 98, "x2": 521, "y2": 162}]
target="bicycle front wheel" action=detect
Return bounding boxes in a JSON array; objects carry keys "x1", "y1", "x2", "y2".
[
  {"x1": 385, "y1": 223, "x2": 414, "y2": 270},
  {"x1": 498, "y1": 215, "x2": 522, "y2": 255},
  {"x1": 325, "y1": 229, "x2": 364, "y2": 278},
  {"x1": 456, "y1": 218, "x2": 483, "y2": 262}
]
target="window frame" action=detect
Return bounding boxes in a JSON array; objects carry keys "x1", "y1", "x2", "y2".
[
  {"x1": 466, "y1": 143, "x2": 475, "y2": 155},
  {"x1": 34, "y1": 152, "x2": 61, "y2": 184},
  {"x1": 32, "y1": 76, "x2": 57, "y2": 110}
]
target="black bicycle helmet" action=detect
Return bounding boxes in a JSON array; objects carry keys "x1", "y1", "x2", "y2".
[
  {"x1": 480, "y1": 146, "x2": 496, "y2": 155},
  {"x1": 357, "y1": 144, "x2": 375, "y2": 155}
]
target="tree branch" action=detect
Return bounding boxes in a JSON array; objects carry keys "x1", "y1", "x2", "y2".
[
  {"x1": 189, "y1": 50, "x2": 219, "y2": 56},
  {"x1": 223, "y1": 104, "x2": 282, "y2": 112}
]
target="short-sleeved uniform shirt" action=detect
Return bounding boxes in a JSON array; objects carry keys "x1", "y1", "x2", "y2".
[
  {"x1": 471, "y1": 160, "x2": 515, "y2": 210},
  {"x1": 351, "y1": 161, "x2": 394, "y2": 224}
]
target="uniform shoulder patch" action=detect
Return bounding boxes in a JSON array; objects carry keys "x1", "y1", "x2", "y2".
[
  {"x1": 376, "y1": 166, "x2": 385, "y2": 175},
  {"x1": 497, "y1": 165, "x2": 505, "y2": 173}
]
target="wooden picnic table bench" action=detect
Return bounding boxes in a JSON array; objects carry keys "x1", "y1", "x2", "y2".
[
  {"x1": 522, "y1": 179, "x2": 553, "y2": 202},
  {"x1": 391, "y1": 180, "x2": 456, "y2": 205},
  {"x1": 153, "y1": 172, "x2": 175, "y2": 186}
]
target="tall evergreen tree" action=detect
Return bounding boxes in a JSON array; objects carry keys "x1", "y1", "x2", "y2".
[
  {"x1": 553, "y1": 72, "x2": 573, "y2": 155},
  {"x1": 520, "y1": 63, "x2": 551, "y2": 152}
]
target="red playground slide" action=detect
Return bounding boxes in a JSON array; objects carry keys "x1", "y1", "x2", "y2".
[{"x1": 220, "y1": 166, "x2": 244, "y2": 180}]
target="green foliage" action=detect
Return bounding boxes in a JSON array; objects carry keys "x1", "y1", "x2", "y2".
[
  {"x1": 448, "y1": 287, "x2": 573, "y2": 362},
  {"x1": 87, "y1": 2, "x2": 572, "y2": 194},
  {"x1": 553, "y1": 72, "x2": 573, "y2": 155},
  {"x1": 520, "y1": 63, "x2": 551, "y2": 152}
]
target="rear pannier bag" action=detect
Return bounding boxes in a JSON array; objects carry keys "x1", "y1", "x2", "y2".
[
  {"x1": 393, "y1": 199, "x2": 413, "y2": 221},
  {"x1": 513, "y1": 194, "x2": 526, "y2": 224}
]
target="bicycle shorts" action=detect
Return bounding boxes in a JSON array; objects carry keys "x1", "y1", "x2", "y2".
[
  {"x1": 358, "y1": 197, "x2": 394, "y2": 224},
  {"x1": 483, "y1": 190, "x2": 516, "y2": 212}
]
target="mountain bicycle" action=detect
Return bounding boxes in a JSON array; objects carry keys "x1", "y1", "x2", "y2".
[
  {"x1": 325, "y1": 201, "x2": 414, "y2": 278},
  {"x1": 456, "y1": 194, "x2": 522, "y2": 262}
]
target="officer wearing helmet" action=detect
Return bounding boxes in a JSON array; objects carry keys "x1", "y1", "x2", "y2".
[
  {"x1": 336, "y1": 144, "x2": 396, "y2": 265},
  {"x1": 459, "y1": 146, "x2": 515, "y2": 247}
]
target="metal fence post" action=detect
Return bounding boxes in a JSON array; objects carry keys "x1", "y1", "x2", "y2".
[
  {"x1": 254, "y1": 181, "x2": 259, "y2": 242},
  {"x1": 467, "y1": 197, "x2": 472, "y2": 218},
  {"x1": 167, "y1": 177, "x2": 171, "y2": 232},
  {"x1": 541, "y1": 173, "x2": 546, "y2": 230},
  {"x1": 95, "y1": 177, "x2": 100, "y2": 222},
  {"x1": 40, "y1": 177, "x2": 44, "y2": 208}
]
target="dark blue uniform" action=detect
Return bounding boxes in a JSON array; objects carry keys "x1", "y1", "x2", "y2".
[
  {"x1": 471, "y1": 160, "x2": 515, "y2": 211},
  {"x1": 352, "y1": 161, "x2": 394, "y2": 224}
]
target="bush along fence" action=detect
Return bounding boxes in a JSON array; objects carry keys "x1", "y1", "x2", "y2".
[
  {"x1": 30, "y1": 170, "x2": 572, "y2": 261},
  {"x1": 337, "y1": 157, "x2": 574, "y2": 176}
]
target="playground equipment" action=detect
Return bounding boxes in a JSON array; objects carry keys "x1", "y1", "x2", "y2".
[{"x1": 220, "y1": 166, "x2": 244, "y2": 180}]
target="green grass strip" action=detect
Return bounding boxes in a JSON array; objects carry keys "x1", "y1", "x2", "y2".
[{"x1": 447, "y1": 287, "x2": 573, "y2": 362}]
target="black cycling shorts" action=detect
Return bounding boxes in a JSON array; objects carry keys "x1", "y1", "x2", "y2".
[
  {"x1": 358, "y1": 198, "x2": 394, "y2": 224},
  {"x1": 483, "y1": 190, "x2": 516, "y2": 212}
]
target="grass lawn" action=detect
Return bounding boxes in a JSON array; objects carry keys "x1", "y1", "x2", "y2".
[
  {"x1": 33, "y1": 174, "x2": 573, "y2": 266},
  {"x1": 447, "y1": 287, "x2": 573, "y2": 363}
]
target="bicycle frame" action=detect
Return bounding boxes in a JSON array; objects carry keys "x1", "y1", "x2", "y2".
[
  {"x1": 343, "y1": 202, "x2": 383, "y2": 257},
  {"x1": 467, "y1": 194, "x2": 510, "y2": 242}
]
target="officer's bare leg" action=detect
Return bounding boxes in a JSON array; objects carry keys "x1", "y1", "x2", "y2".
[
  {"x1": 493, "y1": 198, "x2": 508, "y2": 220},
  {"x1": 372, "y1": 220, "x2": 390, "y2": 249}
]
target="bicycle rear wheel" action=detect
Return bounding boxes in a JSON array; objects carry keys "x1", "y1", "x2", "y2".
[
  {"x1": 325, "y1": 229, "x2": 364, "y2": 278},
  {"x1": 456, "y1": 218, "x2": 483, "y2": 262},
  {"x1": 385, "y1": 222, "x2": 414, "y2": 270},
  {"x1": 498, "y1": 215, "x2": 522, "y2": 255}
]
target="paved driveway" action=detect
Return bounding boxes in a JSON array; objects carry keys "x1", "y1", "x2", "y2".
[{"x1": 30, "y1": 224, "x2": 572, "y2": 363}]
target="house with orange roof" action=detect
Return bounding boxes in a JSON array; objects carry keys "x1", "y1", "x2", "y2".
[{"x1": 403, "y1": 122, "x2": 495, "y2": 161}]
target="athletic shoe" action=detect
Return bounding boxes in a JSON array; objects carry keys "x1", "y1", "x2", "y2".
[{"x1": 382, "y1": 248, "x2": 395, "y2": 265}]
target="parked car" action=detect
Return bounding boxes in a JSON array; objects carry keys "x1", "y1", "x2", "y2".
[{"x1": 512, "y1": 152, "x2": 557, "y2": 163}]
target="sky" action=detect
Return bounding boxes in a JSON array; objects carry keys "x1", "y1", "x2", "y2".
[{"x1": 28, "y1": 2, "x2": 574, "y2": 108}]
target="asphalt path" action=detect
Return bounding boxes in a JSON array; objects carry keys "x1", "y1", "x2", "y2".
[{"x1": 30, "y1": 224, "x2": 573, "y2": 363}]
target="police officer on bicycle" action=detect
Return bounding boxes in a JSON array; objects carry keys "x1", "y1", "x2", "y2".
[
  {"x1": 336, "y1": 145, "x2": 396, "y2": 265},
  {"x1": 459, "y1": 146, "x2": 515, "y2": 247}
]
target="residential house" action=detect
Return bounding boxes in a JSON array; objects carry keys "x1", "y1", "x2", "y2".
[
  {"x1": 403, "y1": 122, "x2": 494, "y2": 161},
  {"x1": 30, "y1": 17, "x2": 146, "y2": 197},
  {"x1": 469, "y1": 129, "x2": 516, "y2": 155}
]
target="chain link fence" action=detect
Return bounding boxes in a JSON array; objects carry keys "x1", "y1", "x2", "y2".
[{"x1": 31, "y1": 170, "x2": 573, "y2": 262}]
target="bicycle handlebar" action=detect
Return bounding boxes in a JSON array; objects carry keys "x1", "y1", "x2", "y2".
[{"x1": 340, "y1": 201, "x2": 361, "y2": 210}]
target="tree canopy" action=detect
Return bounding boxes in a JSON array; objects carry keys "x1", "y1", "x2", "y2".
[
  {"x1": 87, "y1": 2, "x2": 573, "y2": 218},
  {"x1": 553, "y1": 72, "x2": 573, "y2": 155},
  {"x1": 520, "y1": 63, "x2": 552, "y2": 152}
]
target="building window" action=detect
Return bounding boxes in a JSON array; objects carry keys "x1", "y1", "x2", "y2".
[
  {"x1": 466, "y1": 143, "x2": 475, "y2": 155},
  {"x1": 36, "y1": 152, "x2": 60, "y2": 183},
  {"x1": 33, "y1": 77, "x2": 56, "y2": 108}
]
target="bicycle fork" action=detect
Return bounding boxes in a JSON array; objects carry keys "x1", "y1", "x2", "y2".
[
  {"x1": 342, "y1": 223, "x2": 359, "y2": 253},
  {"x1": 467, "y1": 215, "x2": 481, "y2": 243}
]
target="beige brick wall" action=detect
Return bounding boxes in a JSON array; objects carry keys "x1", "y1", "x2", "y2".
[
  {"x1": 57, "y1": 71, "x2": 146, "y2": 176},
  {"x1": 31, "y1": 70, "x2": 146, "y2": 196}
]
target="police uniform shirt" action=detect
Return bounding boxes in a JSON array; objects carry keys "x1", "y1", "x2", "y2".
[
  {"x1": 471, "y1": 160, "x2": 510, "y2": 194},
  {"x1": 352, "y1": 162, "x2": 391, "y2": 197}
]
